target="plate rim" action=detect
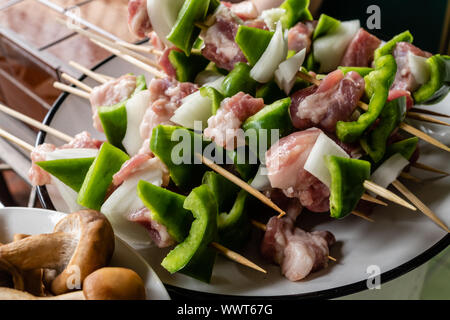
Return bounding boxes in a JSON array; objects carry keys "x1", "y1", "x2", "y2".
[{"x1": 36, "y1": 55, "x2": 450, "y2": 300}]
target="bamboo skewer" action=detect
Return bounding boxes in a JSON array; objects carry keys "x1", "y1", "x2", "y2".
[
  {"x1": 61, "y1": 73, "x2": 93, "y2": 93},
  {"x1": 412, "y1": 162, "x2": 449, "y2": 176},
  {"x1": 407, "y1": 112, "x2": 450, "y2": 127},
  {"x1": 391, "y1": 180, "x2": 449, "y2": 233},
  {"x1": 69, "y1": 61, "x2": 110, "y2": 84},
  {"x1": 115, "y1": 40, "x2": 163, "y2": 56},
  {"x1": 351, "y1": 211, "x2": 375, "y2": 223},
  {"x1": 0, "y1": 128, "x2": 33, "y2": 152},
  {"x1": 410, "y1": 108, "x2": 450, "y2": 119},
  {"x1": 400, "y1": 172, "x2": 422, "y2": 183},
  {"x1": 296, "y1": 72, "x2": 450, "y2": 152},
  {"x1": 363, "y1": 180, "x2": 416, "y2": 211},
  {"x1": 53, "y1": 82, "x2": 90, "y2": 100},
  {"x1": 361, "y1": 193, "x2": 387, "y2": 206}
]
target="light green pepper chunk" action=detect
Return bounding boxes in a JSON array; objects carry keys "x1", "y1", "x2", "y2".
[
  {"x1": 414, "y1": 55, "x2": 447, "y2": 104},
  {"x1": 374, "y1": 31, "x2": 413, "y2": 60},
  {"x1": 235, "y1": 26, "x2": 274, "y2": 66},
  {"x1": 77, "y1": 143, "x2": 130, "y2": 210},
  {"x1": 137, "y1": 180, "x2": 194, "y2": 243},
  {"x1": 168, "y1": 50, "x2": 210, "y2": 82},
  {"x1": 280, "y1": 0, "x2": 312, "y2": 29},
  {"x1": 161, "y1": 185, "x2": 217, "y2": 283},
  {"x1": 325, "y1": 156, "x2": 371, "y2": 219},
  {"x1": 167, "y1": 0, "x2": 210, "y2": 55},
  {"x1": 36, "y1": 158, "x2": 95, "y2": 192},
  {"x1": 313, "y1": 14, "x2": 340, "y2": 40},
  {"x1": 338, "y1": 66, "x2": 374, "y2": 77},
  {"x1": 200, "y1": 86, "x2": 224, "y2": 115},
  {"x1": 221, "y1": 63, "x2": 259, "y2": 97},
  {"x1": 336, "y1": 54, "x2": 397, "y2": 143}
]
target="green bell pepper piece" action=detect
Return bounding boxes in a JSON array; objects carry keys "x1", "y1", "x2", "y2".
[
  {"x1": 243, "y1": 97, "x2": 294, "y2": 157},
  {"x1": 167, "y1": 0, "x2": 210, "y2": 55},
  {"x1": 227, "y1": 147, "x2": 258, "y2": 181},
  {"x1": 256, "y1": 81, "x2": 286, "y2": 105},
  {"x1": 221, "y1": 63, "x2": 259, "y2": 97},
  {"x1": 235, "y1": 26, "x2": 274, "y2": 66},
  {"x1": 161, "y1": 185, "x2": 217, "y2": 283},
  {"x1": 336, "y1": 54, "x2": 397, "y2": 143},
  {"x1": 325, "y1": 156, "x2": 371, "y2": 219},
  {"x1": 338, "y1": 66, "x2": 374, "y2": 77},
  {"x1": 200, "y1": 86, "x2": 224, "y2": 115},
  {"x1": 137, "y1": 180, "x2": 194, "y2": 243},
  {"x1": 77, "y1": 143, "x2": 130, "y2": 210},
  {"x1": 98, "y1": 75, "x2": 147, "y2": 150},
  {"x1": 374, "y1": 31, "x2": 413, "y2": 60},
  {"x1": 36, "y1": 158, "x2": 95, "y2": 192},
  {"x1": 280, "y1": 0, "x2": 312, "y2": 29},
  {"x1": 414, "y1": 55, "x2": 447, "y2": 104},
  {"x1": 385, "y1": 137, "x2": 419, "y2": 162},
  {"x1": 313, "y1": 14, "x2": 340, "y2": 40},
  {"x1": 360, "y1": 96, "x2": 407, "y2": 163},
  {"x1": 169, "y1": 50, "x2": 210, "y2": 83},
  {"x1": 150, "y1": 125, "x2": 209, "y2": 190},
  {"x1": 202, "y1": 171, "x2": 240, "y2": 212}
]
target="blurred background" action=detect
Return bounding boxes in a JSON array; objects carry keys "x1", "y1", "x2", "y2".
[{"x1": 0, "y1": 0, "x2": 448, "y2": 299}]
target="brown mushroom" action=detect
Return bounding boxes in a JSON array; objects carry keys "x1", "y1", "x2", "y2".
[
  {"x1": 0, "y1": 267, "x2": 146, "y2": 300},
  {"x1": 0, "y1": 258, "x2": 24, "y2": 290},
  {"x1": 0, "y1": 210, "x2": 115, "y2": 295}
]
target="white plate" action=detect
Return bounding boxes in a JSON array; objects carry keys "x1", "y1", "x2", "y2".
[
  {"x1": 0, "y1": 207, "x2": 170, "y2": 300},
  {"x1": 37, "y1": 55, "x2": 449, "y2": 299}
]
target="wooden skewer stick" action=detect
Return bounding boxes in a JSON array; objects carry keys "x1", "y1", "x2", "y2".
[
  {"x1": 407, "y1": 112, "x2": 450, "y2": 127},
  {"x1": 351, "y1": 210, "x2": 375, "y2": 223},
  {"x1": 361, "y1": 193, "x2": 387, "y2": 206},
  {"x1": 250, "y1": 220, "x2": 337, "y2": 261},
  {"x1": 0, "y1": 104, "x2": 72, "y2": 143},
  {"x1": 53, "y1": 82, "x2": 90, "y2": 100},
  {"x1": 399, "y1": 172, "x2": 422, "y2": 183},
  {"x1": 410, "y1": 108, "x2": 450, "y2": 119},
  {"x1": 412, "y1": 162, "x2": 449, "y2": 176},
  {"x1": 296, "y1": 71, "x2": 450, "y2": 152},
  {"x1": 210, "y1": 242, "x2": 267, "y2": 273},
  {"x1": 69, "y1": 61, "x2": 110, "y2": 84},
  {"x1": 115, "y1": 40, "x2": 163, "y2": 56},
  {"x1": 391, "y1": 180, "x2": 450, "y2": 233},
  {"x1": 0, "y1": 127, "x2": 33, "y2": 152},
  {"x1": 91, "y1": 39, "x2": 166, "y2": 79},
  {"x1": 363, "y1": 180, "x2": 416, "y2": 211},
  {"x1": 61, "y1": 73, "x2": 93, "y2": 93}
]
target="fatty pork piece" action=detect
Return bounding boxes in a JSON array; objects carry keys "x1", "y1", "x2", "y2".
[
  {"x1": 204, "y1": 92, "x2": 265, "y2": 150},
  {"x1": 290, "y1": 70, "x2": 365, "y2": 132},
  {"x1": 28, "y1": 131, "x2": 102, "y2": 186},
  {"x1": 265, "y1": 128, "x2": 330, "y2": 213},
  {"x1": 261, "y1": 215, "x2": 335, "y2": 281},
  {"x1": 391, "y1": 42, "x2": 432, "y2": 92},
  {"x1": 340, "y1": 28, "x2": 382, "y2": 67},
  {"x1": 89, "y1": 75, "x2": 138, "y2": 132},
  {"x1": 223, "y1": 1, "x2": 259, "y2": 21},
  {"x1": 127, "y1": 0, "x2": 152, "y2": 38},
  {"x1": 201, "y1": 5, "x2": 248, "y2": 71},
  {"x1": 139, "y1": 78, "x2": 198, "y2": 154},
  {"x1": 288, "y1": 21, "x2": 317, "y2": 55}
]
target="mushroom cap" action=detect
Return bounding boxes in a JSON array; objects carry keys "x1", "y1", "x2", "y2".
[
  {"x1": 82, "y1": 267, "x2": 146, "y2": 300},
  {"x1": 51, "y1": 210, "x2": 115, "y2": 295}
]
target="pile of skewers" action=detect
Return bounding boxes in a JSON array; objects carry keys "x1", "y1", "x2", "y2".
[{"x1": 0, "y1": 0, "x2": 449, "y2": 283}]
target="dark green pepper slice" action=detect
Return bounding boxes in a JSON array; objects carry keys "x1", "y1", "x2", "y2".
[
  {"x1": 414, "y1": 55, "x2": 447, "y2": 104},
  {"x1": 385, "y1": 137, "x2": 419, "y2": 162},
  {"x1": 374, "y1": 31, "x2": 413, "y2": 60},
  {"x1": 280, "y1": 0, "x2": 312, "y2": 29},
  {"x1": 227, "y1": 147, "x2": 258, "y2": 181},
  {"x1": 202, "y1": 171, "x2": 240, "y2": 212},
  {"x1": 137, "y1": 180, "x2": 194, "y2": 243},
  {"x1": 167, "y1": 0, "x2": 210, "y2": 55},
  {"x1": 313, "y1": 14, "x2": 340, "y2": 40},
  {"x1": 77, "y1": 143, "x2": 130, "y2": 210},
  {"x1": 338, "y1": 66, "x2": 374, "y2": 77},
  {"x1": 325, "y1": 156, "x2": 371, "y2": 219},
  {"x1": 360, "y1": 96, "x2": 407, "y2": 163},
  {"x1": 150, "y1": 125, "x2": 209, "y2": 190},
  {"x1": 168, "y1": 50, "x2": 210, "y2": 83},
  {"x1": 336, "y1": 54, "x2": 397, "y2": 143},
  {"x1": 200, "y1": 86, "x2": 224, "y2": 115},
  {"x1": 161, "y1": 185, "x2": 217, "y2": 283},
  {"x1": 235, "y1": 26, "x2": 274, "y2": 66},
  {"x1": 36, "y1": 157, "x2": 95, "y2": 192},
  {"x1": 221, "y1": 63, "x2": 259, "y2": 97},
  {"x1": 256, "y1": 81, "x2": 286, "y2": 105}
]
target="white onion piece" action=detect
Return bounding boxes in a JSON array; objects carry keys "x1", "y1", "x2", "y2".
[
  {"x1": 101, "y1": 168, "x2": 164, "y2": 245},
  {"x1": 260, "y1": 8, "x2": 286, "y2": 31},
  {"x1": 313, "y1": 20, "x2": 360, "y2": 73},
  {"x1": 408, "y1": 51, "x2": 431, "y2": 85},
  {"x1": 250, "y1": 21, "x2": 288, "y2": 83},
  {"x1": 250, "y1": 165, "x2": 271, "y2": 191},
  {"x1": 370, "y1": 154, "x2": 409, "y2": 191},
  {"x1": 194, "y1": 70, "x2": 223, "y2": 87},
  {"x1": 252, "y1": 0, "x2": 284, "y2": 14},
  {"x1": 45, "y1": 148, "x2": 98, "y2": 161},
  {"x1": 51, "y1": 177, "x2": 83, "y2": 213},
  {"x1": 275, "y1": 48, "x2": 306, "y2": 94},
  {"x1": 147, "y1": 0, "x2": 184, "y2": 45},
  {"x1": 123, "y1": 91, "x2": 151, "y2": 156},
  {"x1": 170, "y1": 77, "x2": 224, "y2": 130},
  {"x1": 304, "y1": 132, "x2": 349, "y2": 188}
]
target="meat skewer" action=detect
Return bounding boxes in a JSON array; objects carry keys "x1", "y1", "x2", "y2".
[{"x1": 0, "y1": 126, "x2": 269, "y2": 274}]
